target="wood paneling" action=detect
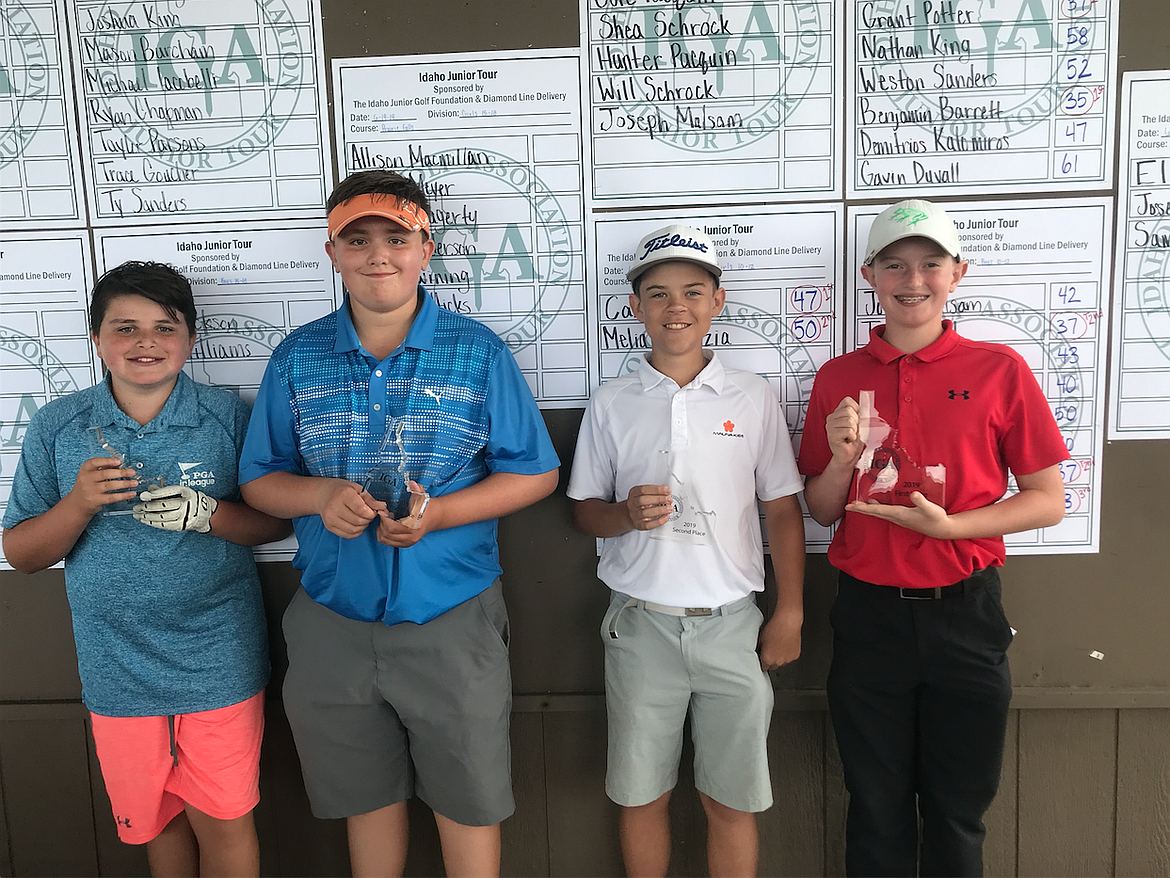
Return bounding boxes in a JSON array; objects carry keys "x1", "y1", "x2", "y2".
[
  {"x1": 502, "y1": 712, "x2": 550, "y2": 878},
  {"x1": 0, "y1": 704, "x2": 99, "y2": 877},
  {"x1": 760, "y1": 711, "x2": 825, "y2": 877},
  {"x1": 543, "y1": 710, "x2": 623, "y2": 877},
  {"x1": 983, "y1": 709, "x2": 1019, "y2": 878},
  {"x1": 1018, "y1": 710, "x2": 1117, "y2": 877},
  {"x1": 1116, "y1": 709, "x2": 1170, "y2": 878}
]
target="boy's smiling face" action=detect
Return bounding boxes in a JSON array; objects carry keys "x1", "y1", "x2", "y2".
[
  {"x1": 91, "y1": 293, "x2": 195, "y2": 396},
  {"x1": 630, "y1": 260, "x2": 725, "y2": 359},
  {"x1": 326, "y1": 214, "x2": 435, "y2": 325},
  {"x1": 860, "y1": 236, "x2": 967, "y2": 339}
]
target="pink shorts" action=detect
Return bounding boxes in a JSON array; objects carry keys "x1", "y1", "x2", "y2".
[{"x1": 89, "y1": 691, "x2": 265, "y2": 844}]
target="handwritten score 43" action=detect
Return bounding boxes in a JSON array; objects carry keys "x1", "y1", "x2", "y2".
[
  {"x1": 848, "y1": 0, "x2": 1118, "y2": 197},
  {"x1": 849, "y1": 198, "x2": 1111, "y2": 553},
  {"x1": 582, "y1": 0, "x2": 843, "y2": 205},
  {"x1": 1109, "y1": 71, "x2": 1170, "y2": 440},
  {"x1": 67, "y1": 0, "x2": 332, "y2": 224},
  {"x1": 589, "y1": 206, "x2": 844, "y2": 550}
]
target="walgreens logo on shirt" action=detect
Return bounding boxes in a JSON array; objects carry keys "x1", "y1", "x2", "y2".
[{"x1": 712, "y1": 419, "x2": 745, "y2": 439}]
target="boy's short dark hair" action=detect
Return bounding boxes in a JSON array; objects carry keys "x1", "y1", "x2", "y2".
[
  {"x1": 631, "y1": 264, "x2": 720, "y2": 298},
  {"x1": 89, "y1": 261, "x2": 197, "y2": 336},
  {"x1": 327, "y1": 170, "x2": 431, "y2": 222}
]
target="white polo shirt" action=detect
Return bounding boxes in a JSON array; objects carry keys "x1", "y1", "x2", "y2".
[{"x1": 568, "y1": 353, "x2": 804, "y2": 607}]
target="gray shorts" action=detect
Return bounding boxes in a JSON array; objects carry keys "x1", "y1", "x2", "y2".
[
  {"x1": 602, "y1": 590, "x2": 775, "y2": 812},
  {"x1": 281, "y1": 581, "x2": 514, "y2": 826}
]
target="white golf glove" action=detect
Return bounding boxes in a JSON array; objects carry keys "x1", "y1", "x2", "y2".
[{"x1": 133, "y1": 485, "x2": 218, "y2": 533}]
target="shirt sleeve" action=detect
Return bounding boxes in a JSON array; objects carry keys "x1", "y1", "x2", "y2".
[
  {"x1": 481, "y1": 345, "x2": 559, "y2": 475},
  {"x1": 797, "y1": 370, "x2": 834, "y2": 477},
  {"x1": 566, "y1": 391, "x2": 617, "y2": 502},
  {"x1": 238, "y1": 356, "x2": 304, "y2": 484},
  {"x1": 2, "y1": 406, "x2": 62, "y2": 529}
]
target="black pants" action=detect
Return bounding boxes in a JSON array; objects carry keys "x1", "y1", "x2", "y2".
[{"x1": 826, "y1": 568, "x2": 1013, "y2": 878}]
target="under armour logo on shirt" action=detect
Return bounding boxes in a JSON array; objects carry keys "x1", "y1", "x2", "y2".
[{"x1": 948, "y1": 389, "x2": 970, "y2": 400}]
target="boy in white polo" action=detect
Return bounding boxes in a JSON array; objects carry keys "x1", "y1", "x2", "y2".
[{"x1": 568, "y1": 225, "x2": 805, "y2": 878}]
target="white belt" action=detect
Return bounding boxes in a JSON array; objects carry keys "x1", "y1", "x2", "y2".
[{"x1": 607, "y1": 597, "x2": 724, "y2": 639}]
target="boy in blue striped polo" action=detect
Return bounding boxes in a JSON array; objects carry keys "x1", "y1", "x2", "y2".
[{"x1": 238, "y1": 170, "x2": 559, "y2": 877}]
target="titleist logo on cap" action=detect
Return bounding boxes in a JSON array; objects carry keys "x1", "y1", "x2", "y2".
[
  {"x1": 640, "y1": 232, "x2": 709, "y2": 260},
  {"x1": 627, "y1": 223, "x2": 722, "y2": 284}
]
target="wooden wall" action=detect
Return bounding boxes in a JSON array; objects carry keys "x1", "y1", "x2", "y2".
[{"x1": 2, "y1": 1, "x2": 1170, "y2": 875}]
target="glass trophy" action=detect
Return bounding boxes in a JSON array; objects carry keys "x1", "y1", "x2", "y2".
[
  {"x1": 648, "y1": 448, "x2": 716, "y2": 545},
  {"x1": 851, "y1": 391, "x2": 946, "y2": 508},
  {"x1": 361, "y1": 417, "x2": 429, "y2": 526},
  {"x1": 88, "y1": 426, "x2": 166, "y2": 515}
]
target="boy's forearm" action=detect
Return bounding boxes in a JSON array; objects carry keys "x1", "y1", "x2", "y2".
[
  {"x1": 944, "y1": 464, "x2": 1066, "y2": 539},
  {"x1": 2, "y1": 498, "x2": 92, "y2": 573},
  {"x1": 763, "y1": 494, "x2": 806, "y2": 617},
  {"x1": 208, "y1": 499, "x2": 293, "y2": 546},
  {"x1": 240, "y1": 471, "x2": 331, "y2": 520},
  {"x1": 803, "y1": 456, "x2": 855, "y2": 526},
  {"x1": 572, "y1": 497, "x2": 633, "y2": 538}
]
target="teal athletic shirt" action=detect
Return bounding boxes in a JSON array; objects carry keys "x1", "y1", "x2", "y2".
[
  {"x1": 3, "y1": 373, "x2": 269, "y2": 717},
  {"x1": 239, "y1": 289, "x2": 559, "y2": 626}
]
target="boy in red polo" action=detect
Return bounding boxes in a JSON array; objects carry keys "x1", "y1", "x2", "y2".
[{"x1": 798, "y1": 200, "x2": 1069, "y2": 877}]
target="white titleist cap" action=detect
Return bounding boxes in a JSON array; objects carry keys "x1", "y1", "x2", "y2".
[
  {"x1": 864, "y1": 199, "x2": 962, "y2": 265},
  {"x1": 627, "y1": 224, "x2": 722, "y2": 284}
]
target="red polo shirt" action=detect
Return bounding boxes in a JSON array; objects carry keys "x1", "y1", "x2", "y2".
[{"x1": 798, "y1": 322, "x2": 1070, "y2": 588}]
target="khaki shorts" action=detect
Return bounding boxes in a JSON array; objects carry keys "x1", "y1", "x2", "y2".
[
  {"x1": 602, "y1": 590, "x2": 774, "y2": 812},
  {"x1": 281, "y1": 581, "x2": 514, "y2": 826}
]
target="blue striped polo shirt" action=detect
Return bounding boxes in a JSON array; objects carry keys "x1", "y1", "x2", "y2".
[{"x1": 239, "y1": 289, "x2": 559, "y2": 625}]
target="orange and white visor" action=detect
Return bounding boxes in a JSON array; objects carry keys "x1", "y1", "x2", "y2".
[{"x1": 327, "y1": 193, "x2": 430, "y2": 240}]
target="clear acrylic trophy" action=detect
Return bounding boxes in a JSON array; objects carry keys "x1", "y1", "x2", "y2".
[
  {"x1": 648, "y1": 448, "x2": 716, "y2": 545},
  {"x1": 361, "y1": 417, "x2": 429, "y2": 527},
  {"x1": 88, "y1": 426, "x2": 166, "y2": 516},
  {"x1": 851, "y1": 391, "x2": 946, "y2": 508}
]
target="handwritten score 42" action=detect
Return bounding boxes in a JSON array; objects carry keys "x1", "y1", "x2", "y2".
[{"x1": 849, "y1": 198, "x2": 1111, "y2": 553}]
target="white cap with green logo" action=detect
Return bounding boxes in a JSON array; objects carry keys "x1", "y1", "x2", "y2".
[{"x1": 864, "y1": 199, "x2": 962, "y2": 265}]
